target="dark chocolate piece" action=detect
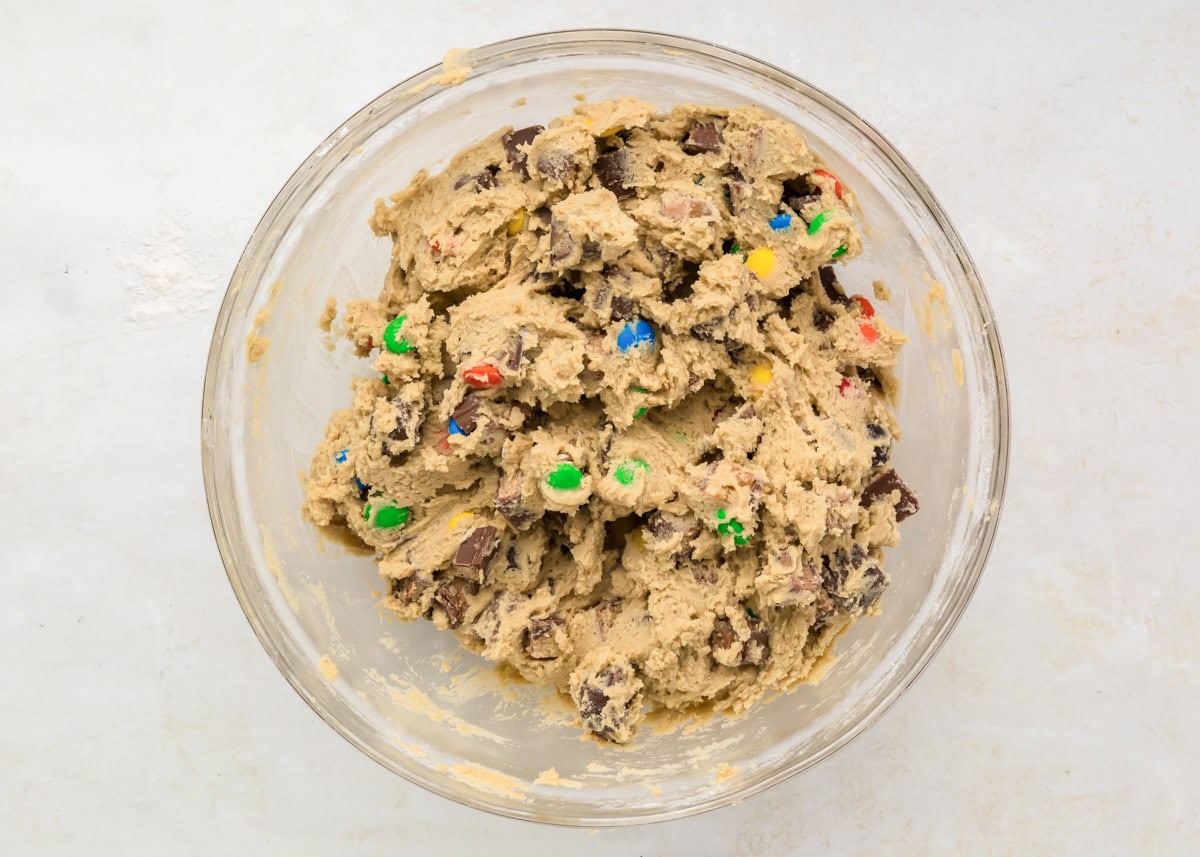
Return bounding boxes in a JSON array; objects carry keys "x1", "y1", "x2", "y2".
[
  {"x1": 575, "y1": 662, "x2": 639, "y2": 740},
  {"x1": 860, "y1": 469, "x2": 919, "y2": 521},
  {"x1": 581, "y1": 239, "x2": 602, "y2": 262},
  {"x1": 549, "y1": 221, "x2": 575, "y2": 264},
  {"x1": 453, "y1": 170, "x2": 496, "y2": 191},
  {"x1": 594, "y1": 148, "x2": 634, "y2": 199},
  {"x1": 391, "y1": 574, "x2": 428, "y2": 605},
  {"x1": 871, "y1": 445, "x2": 891, "y2": 467},
  {"x1": 536, "y1": 151, "x2": 576, "y2": 183},
  {"x1": 504, "y1": 333, "x2": 524, "y2": 371},
  {"x1": 452, "y1": 394, "x2": 480, "y2": 434},
  {"x1": 858, "y1": 566, "x2": 887, "y2": 611},
  {"x1": 813, "y1": 309, "x2": 836, "y2": 332},
  {"x1": 609, "y1": 296, "x2": 635, "y2": 321},
  {"x1": 495, "y1": 468, "x2": 535, "y2": 531},
  {"x1": 710, "y1": 614, "x2": 771, "y2": 667},
  {"x1": 725, "y1": 168, "x2": 749, "y2": 215},
  {"x1": 433, "y1": 576, "x2": 479, "y2": 627},
  {"x1": 502, "y1": 126, "x2": 543, "y2": 178},
  {"x1": 525, "y1": 616, "x2": 566, "y2": 660},
  {"x1": 682, "y1": 122, "x2": 723, "y2": 155},
  {"x1": 388, "y1": 400, "x2": 412, "y2": 443},
  {"x1": 819, "y1": 266, "x2": 851, "y2": 305},
  {"x1": 788, "y1": 193, "x2": 822, "y2": 215},
  {"x1": 454, "y1": 526, "x2": 500, "y2": 575}
]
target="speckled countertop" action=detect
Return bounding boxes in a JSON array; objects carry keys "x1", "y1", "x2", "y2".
[{"x1": 3, "y1": 2, "x2": 1197, "y2": 853}]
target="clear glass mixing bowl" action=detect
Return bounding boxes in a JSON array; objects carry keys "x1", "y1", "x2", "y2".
[{"x1": 202, "y1": 30, "x2": 1009, "y2": 826}]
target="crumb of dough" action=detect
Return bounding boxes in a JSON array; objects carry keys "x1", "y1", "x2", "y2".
[
  {"x1": 303, "y1": 98, "x2": 919, "y2": 744},
  {"x1": 534, "y1": 767, "x2": 584, "y2": 788},
  {"x1": 512, "y1": 96, "x2": 527, "y2": 107},
  {"x1": 714, "y1": 763, "x2": 740, "y2": 783},
  {"x1": 952, "y1": 348, "x2": 964, "y2": 386},
  {"x1": 318, "y1": 296, "x2": 337, "y2": 331},
  {"x1": 246, "y1": 333, "x2": 270, "y2": 362},
  {"x1": 872, "y1": 279, "x2": 892, "y2": 302},
  {"x1": 407, "y1": 48, "x2": 472, "y2": 95},
  {"x1": 246, "y1": 281, "x2": 281, "y2": 362},
  {"x1": 318, "y1": 655, "x2": 339, "y2": 681}
]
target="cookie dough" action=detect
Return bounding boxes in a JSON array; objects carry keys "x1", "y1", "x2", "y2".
[{"x1": 304, "y1": 99, "x2": 918, "y2": 743}]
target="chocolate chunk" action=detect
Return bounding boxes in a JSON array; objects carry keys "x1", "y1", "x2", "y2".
[
  {"x1": 645, "y1": 512, "x2": 702, "y2": 554},
  {"x1": 788, "y1": 193, "x2": 822, "y2": 215},
  {"x1": 682, "y1": 122, "x2": 723, "y2": 155},
  {"x1": 726, "y1": 173, "x2": 750, "y2": 216},
  {"x1": 866, "y1": 422, "x2": 887, "y2": 440},
  {"x1": 871, "y1": 445, "x2": 891, "y2": 467},
  {"x1": 391, "y1": 574, "x2": 429, "y2": 605},
  {"x1": 504, "y1": 333, "x2": 524, "y2": 371},
  {"x1": 581, "y1": 239, "x2": 602, "y2": 262},
  {"x1": 609, "y1": 296, "x2": 635, "y2": 321},
  {"x1": 433, "y1": 576, "x2": 479, "y2": 627},
  {"x1": 388, "y1": 400, "x2": 412, "y2": 443},
  {"x1": 495, "y1": 468, "x2": 535, "y2": 531},
  {"x1": 813, "y1": 309, "x2": 836, "y2": 332},
  {"x1": 645, "y1": 511, "x2": 678, "y2": 540},
  {"x1": 549, "y1": 220, "x2": 575, "y2": 264},
  {"x1": 819, "y1": 266, "x2": 851, "y2": 305},
  {"x1": 710, "y1": 614, "x2": 771, "y2": 667},
  {"x1": 454, "y1": 526, "x2": 500, "y2": 576},
  {"x1": 453, "y1": 170, "x2": 496, "y2": 191},
  {"x1": 452, "y1": 394, "x2": 480, "y2": 434},
  {"x1": 858, "y1": 566, "x2": 887, "y2": 611},
  {"x1": 502, "y1": 125, "x2": 543, "y2": 178},
  {"x1": 594, "y1": 148, "x2": 634, "y2": 199},
  {"x1": 575, "y1": 662, "x2": 640, "y2": 741},
  {"x1": 536, "y1": 151, "x2": 576, "y2": 183},
  {"x1": 860, "y1": 469, "x2": 919, "y2": 521},
  {"x1": 591, "y1": 279, "x2": 611, "y2": 312},
  {"x1": 525, "y1": 616, "x2": 566, "y2": 660},
  {"x1": 471, "y1": 593, "x2": 503, "y2": 643}
]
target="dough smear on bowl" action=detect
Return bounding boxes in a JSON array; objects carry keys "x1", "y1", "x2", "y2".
[{"x1": 304, "y1": 98, "x2": 918, "y2": 743}]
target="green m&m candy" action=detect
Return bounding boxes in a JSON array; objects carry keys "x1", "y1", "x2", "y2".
[
  {"x1": 364, "y1": 502, "x2": 410, "y2": 529},
  {"x1": 383, "y1": 315, "x2": 413, "y2": 354},
  {"x1": 546, "y1": 462, "x2": 583, "y2": 491},
  {"x1": 613, "y1": 459, "x2": 650, "y2": 486}
]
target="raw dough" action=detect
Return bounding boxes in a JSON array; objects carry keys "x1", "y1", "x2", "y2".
[{"x1": 304, "y1": 99, "x2": 918, "y2": 743}]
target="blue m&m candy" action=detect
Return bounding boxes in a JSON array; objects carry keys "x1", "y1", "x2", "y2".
[
  {"x1": 448, "y1": 417, "x2": 466, "y2": 436},
  {"x1": 617, "y1": 319, "x2": 656, "y2": 353},
  {"x1": 334, "y1": 448, "x2": 348, "y2": 463},
  {"x1": 768, "y1": 212, "x2": 792, "y2": 231}
]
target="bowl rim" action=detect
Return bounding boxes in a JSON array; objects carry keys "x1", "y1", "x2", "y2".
[{"x1": 201, "y1": 27, "x2": 1010, "y2": 826}]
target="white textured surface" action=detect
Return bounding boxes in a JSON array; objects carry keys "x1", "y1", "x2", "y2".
[{"x1": 3, "y1": 1, "x2": 1197, "y2": 852}]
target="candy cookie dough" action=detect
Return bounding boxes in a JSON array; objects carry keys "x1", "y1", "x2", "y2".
[{"x1": 304, "y1": 98, "x2": 918, "y2": 743}]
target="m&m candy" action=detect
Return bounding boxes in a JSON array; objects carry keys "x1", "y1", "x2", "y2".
[
  {"x1": 546, "y1": 462, "x2": 584, "y2": 491},
  {"x1": 613, "y1": 459, "x2": 650, "y2": 486},
  {"x1": 383, "y1": 315, "x2": 413, "y2": 354},
  {"x1": 617, "y1": 319, "x2": 656, "y2": 352},
  {"x1": 744, "y1": 247, "x2": 776, "y2": 278},
  {"x1": 463, "y1": 363, "x2": 503, "y2": 389}
]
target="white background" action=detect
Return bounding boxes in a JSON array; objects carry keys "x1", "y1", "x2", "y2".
[{"x1": 3, "y1": 1, "x2": 1198, "y2": 853}]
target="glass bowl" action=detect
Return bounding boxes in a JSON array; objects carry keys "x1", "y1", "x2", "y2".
[{"x1": 201, "y1": 30, "x2": 1009, "y2": 826}]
